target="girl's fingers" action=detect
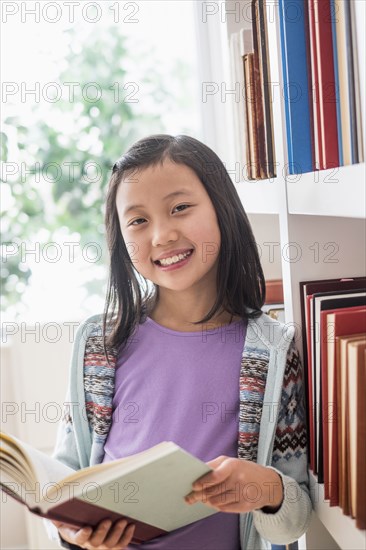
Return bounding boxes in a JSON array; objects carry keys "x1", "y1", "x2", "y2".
[
  {"x1": 60, "y1": 525, "x2": 93, "y2": 547},
  {"x1": 103, "y1": 519, "x2": 133, "y2": 547},
  {"x1": 206, "y1": 489, "x2": 240, "y2": 507},
  {"x1": 86, "y1": 519, "x2": 113, "y2": 547},
  {"x1": 117, "y1": 523, "x2": 136, "y2": 548}
]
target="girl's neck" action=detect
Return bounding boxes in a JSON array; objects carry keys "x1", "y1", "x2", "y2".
[{"x1": 149, "y1": 302, "x2": 241, "y2": 332}]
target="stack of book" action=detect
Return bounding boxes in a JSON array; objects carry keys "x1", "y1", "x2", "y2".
[
  {"x1": 300, "y1": 276, "x2": 366, "y2": 529},
  {"x1": 229, "y1": 0, "x2": 276, "y2": 180},
  {"x1": 278, "y1": 0, "x2": 364, "y2": 174}
]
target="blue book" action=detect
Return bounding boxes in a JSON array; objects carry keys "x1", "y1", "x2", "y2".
[
  {"x1": 330, "y1": 0, "x2": 344, "y2": 165},
  {"x1": 278, "y1": 0, "x2": 313, "y2": 175}
]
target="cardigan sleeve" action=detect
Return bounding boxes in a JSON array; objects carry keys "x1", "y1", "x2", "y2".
[
  {"x1": 42, "y1": 316, "x2": 97, "y2": 548},
  {"x1": 252, "y1": 337, "x2": 313, "y2": 544}
]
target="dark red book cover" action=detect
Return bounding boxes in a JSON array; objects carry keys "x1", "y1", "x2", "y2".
[
  {"x1": 1, "y1": 486, "x2": 167, "y2": 544},
  {"x1": 265, "y1": 279, "x2": 284, "y2": 305},
  {"x1": 308, "y1": 0, "x2": 339, "y2": 169},
  {"x1": 325, "y1": 308, "x2": 366, "y2": 506},
  {"x1": 299, "y1": 277, "x2": 366, "y2": 474},
  {"x1": 307, "y1": 0, "x2": 322, "y2": 169},
  {"x1": 320, "y1": 305, "x2": 366, "y2": 501}
]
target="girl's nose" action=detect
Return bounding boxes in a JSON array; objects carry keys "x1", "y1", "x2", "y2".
[{"x1": 151, "y1": 221, "x2": 179, "y2": 248}]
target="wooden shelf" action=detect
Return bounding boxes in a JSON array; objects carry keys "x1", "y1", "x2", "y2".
[
  {"x1": 309, "y1": 471, "x2": 366, "y2": 550},
  {"x1": 286, "y1": 163, "x2": 366, "y2": 219}
]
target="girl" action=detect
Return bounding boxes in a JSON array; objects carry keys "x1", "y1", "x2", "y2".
[{"x1": 46, "y1": 134, "x2": 312, "y2": 550}]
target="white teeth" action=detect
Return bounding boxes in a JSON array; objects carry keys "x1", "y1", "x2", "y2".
[{"x1": 159, "y1": 250, "x2": 192, "y2": 266}]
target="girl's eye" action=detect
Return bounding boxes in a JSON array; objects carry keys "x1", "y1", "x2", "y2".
[
  {"x1": 128, "y1": 205, "x2": 190, "y2": 226},
  {"x1": 130, "y1": 218, "x2": 145, "y2": 226},
  {"x1": 174, "y1": 204, "x2": 190, "y2": 212}
]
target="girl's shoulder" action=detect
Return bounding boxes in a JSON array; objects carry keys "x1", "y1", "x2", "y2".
[
  {"x1": 73, "y1": 312, "x2": 110, "y2": 347},
  {"x1": 246, "y1": 310, "x2": 296, "y2": 353}
]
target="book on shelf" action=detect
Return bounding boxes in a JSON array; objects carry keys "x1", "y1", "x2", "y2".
[
  {"x1": 330, "y1": 0, "x2": 343, "y2": 165},
  {"x1": 322, "y1": 306, "x2": 366, "y2": 504},
  {"x1": 242, "y1": 31, "x2": 260, "y2": 180},
  {"x1": 320, "y1": 305, "x2": 366, "y2": 499},
  {"x1": 277, "y1": 0, "x2": 364, "y2": 172},
  {"x1": 312, "y1": 291, "x2": 366, "y2": 481},
  {"x1": 299, "y1": 277, "x2": 366, "y2": 472},
  {"x1": 347, "y1": 339, "x2": 366, "y2": 530},
  {"x1": 264, "y1": 279, "x2": 284, "y2": 305},
  {"x1": 278, "y1": 0, "x2": 314, "y2": 175},
  {"x1": 0, "y1": 432, "x2": 217, "y2": 544},
  {"x1": 310, "y1": 0, "x2": 340, "y2": 169},
  {"x1": 229, "y1": 31, "x2": 247, "y2": 177},
  {"x1": 228, "y1": 0, "x2": 275, "y2": 180},
  {"x1": 349, "y1": 0, "x2": 364, "y2": 164},
  {"x1": 299, "y1": 277, "x2": 366, "y2": 531},
  {"x1": 335, "y1": 333, "x2": 365, "y2": 517},
  {"x1": 251, "y1": 0, "x2": 276, "y2": 180}
]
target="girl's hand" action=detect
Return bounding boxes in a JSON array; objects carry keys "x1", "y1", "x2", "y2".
[
  {"x1": 50, "y1": 518, "x2": 136, "y2": 549},
  {"x1": 184, "y1": 455, "x2": 284, "y2": 514}
]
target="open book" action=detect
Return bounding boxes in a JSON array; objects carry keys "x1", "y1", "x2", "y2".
[{"x1": 0, "y1": 432, "x2": 218, "y2": 544}]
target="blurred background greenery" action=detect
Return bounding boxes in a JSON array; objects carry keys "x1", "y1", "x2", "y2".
[{"x1": 1, "y1": 5, "x2": 202, "y2": 321}]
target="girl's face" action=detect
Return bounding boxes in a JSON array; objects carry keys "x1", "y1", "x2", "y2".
[{"x1": 116, "y1": 159, "x2": 221, "y2": 294}]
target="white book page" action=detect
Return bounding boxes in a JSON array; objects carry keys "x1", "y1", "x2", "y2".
[{"x1": 1, "y1": 434, "x2": 75, "y2": 490}]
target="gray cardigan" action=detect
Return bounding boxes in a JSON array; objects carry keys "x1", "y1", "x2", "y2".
[{"x1": 44, "y1": 311, "x2": 313, "y2": 549}]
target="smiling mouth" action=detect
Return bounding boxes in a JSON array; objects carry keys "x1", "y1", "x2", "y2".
[{"x1": 154, "y1": 249, "x2": 194, "y2": 266}]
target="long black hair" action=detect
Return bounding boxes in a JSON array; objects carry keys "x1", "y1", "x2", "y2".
[{"x1": 102, "y1": 134, "x2": 265, "y2": 362}]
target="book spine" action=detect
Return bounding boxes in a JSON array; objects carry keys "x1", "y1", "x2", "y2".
[
  {"x1": 356, "y1": 347, "x2": 366, "y2": 529},
  {"x1": 307, "y1": 0, "x2": 322, "y2": 170},
  {"x1": 330, "y1": 0, "x2": 344, "y2": 165},
  {"x1": 230, "y1": 33, "x2": 247, "y2": 176},
  {"x1": 321, "y1": 317, "x2": 330, "y2": 498},
  {"x1": 278, "y1": 0, "x2": 313, "y2": 175},
  {"x1": 313, "y1": 0, "x2": 339, "y2": 169},
  {"x1": 244, "y1": 54, "x2": 260, "y2": 180},
  {"x1": 334, "y1": 0, "x2": 352, "y2": 165},
  {"x1": 344, "y1": 0, "x2": 358, "y2": 164},
  {"x1": 306, "y1": 299, "x2": 315, "y2": 471},
  {"x1": 252, "y1": 0, "x2": 268, "y2": 179},
  {"x1": 258, "y1": 0, "x2": 276, "y2": 178},
  {"x1": 240, "y1": 29, "x2": 254, "y2": 180},
  {"x1": 349, "y1": 0, "x2": 365, "y2": 163}
]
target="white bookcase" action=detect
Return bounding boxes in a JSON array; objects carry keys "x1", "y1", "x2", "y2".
[{"x1": 194, "y1": 1, "x2": 366, "y2": 548}]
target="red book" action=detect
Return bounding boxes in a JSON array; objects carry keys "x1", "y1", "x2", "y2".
[
  {"x1": 320, "y1": 305, "x2": 366, "y2": 500},
  {"x1": 308, "y1": 0, "x2": 339, "y2": 169},
  {"x1": 307, "y1": 0, "x2": 322, "y2": 169},
  {"x1": 306, "y1": 294, "x2": 316, "y2": 471},
  {"x1": 265, "y1": 279, "x2": 284, "y2": 304},
  {"x1": 323, "y1": 308, "x2": 366, "y2": 506},
  {"x1": 299, "y1": 277, "x2": 366, "y2": 473}
]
